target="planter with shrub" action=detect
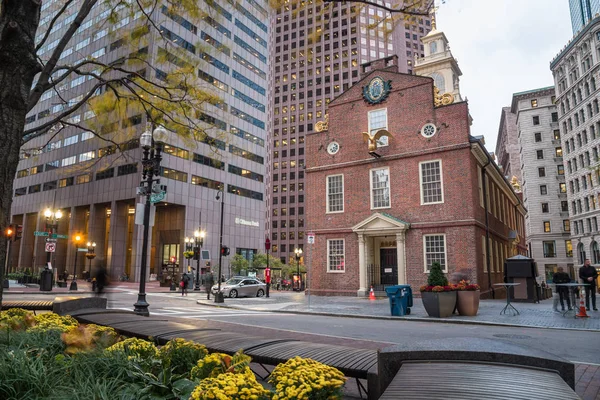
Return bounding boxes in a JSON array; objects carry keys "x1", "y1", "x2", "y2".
[{"x1": 420, "y1": 262, "x2": 457, "y2": 318}]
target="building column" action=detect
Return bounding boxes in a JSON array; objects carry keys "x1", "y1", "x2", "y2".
[
  {"x1": 65, "y1": 206, "x2": 87, "y2": 278},
  {"x1": 87, "y1": 204, "x2": 107, "y2": 275},
  {"x1": 396, "y1": 232, "x2": 406, "y2": 285},
  {"x1": 106, "y1": 201, "x2": 129, "y2": 281},
  {"x1": 358, "y1": 233, "x2": 368, "y2": 295},
  {"x1": 32, "y1": 212, "x2": 46, "y2": 272},
  {"x1": 17, "y1": 213, "x2": 36, "y2": 272}
]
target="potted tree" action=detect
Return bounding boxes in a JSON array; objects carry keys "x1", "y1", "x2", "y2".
[
  {"x1": 455, "y1": 280, "x2": 481, "y2": 316},
  {"x1": 420, "y1": 262, "x2": 457, "y2": 318}
]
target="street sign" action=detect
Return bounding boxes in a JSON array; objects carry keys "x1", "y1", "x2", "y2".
[
  {"x1": 150, "y1": 191, "x2": 166, "y2": 203},
  {"x1": 77, "y1": 248, "x2": 88, "y2": 252},
  {"x1": 34, "y1": 231, "x2": 49, "y2": 237},
  {"x1": 45, "y1": 242, "x2": 56, "y2": 253},
  {"x1": 46, "y1": 238, "x2": 57, "y2": 243},
  {"x1": 53, "y1": 234, "x2": 69, "y2": 239},
  {"x1": 307, "y1": 232, "x2": 315, "y2": 244}
]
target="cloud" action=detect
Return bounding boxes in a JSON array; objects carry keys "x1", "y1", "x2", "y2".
[{"x1": 436, "y1": 0, "x2": 572, "y2": 150}]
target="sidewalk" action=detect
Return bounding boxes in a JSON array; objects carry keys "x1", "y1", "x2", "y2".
[{"x1": 196, "y1": 290, "x2": 600, "y2": 332}]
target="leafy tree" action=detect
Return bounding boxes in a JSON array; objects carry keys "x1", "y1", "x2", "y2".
[
  {"x1": 0, "y1": 0, "x2": 225, "y2": 306},
  {"x1": 251, "y1": 252, "x2": 283, "y2": 271},
  {"x1": 230, "y1": 254, "x2": 249, "y2": 276}
]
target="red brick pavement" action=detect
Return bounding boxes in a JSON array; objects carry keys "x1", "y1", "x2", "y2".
[{"x1": 576, "y1": 363, "x2": 600, "y2": 400}]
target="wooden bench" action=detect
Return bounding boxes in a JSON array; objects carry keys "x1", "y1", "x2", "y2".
[
  {"x1": 1, "y1": 300, "x2": 53, "y2": 314},
  {"x1": 379, "y1": 361, "x2": 579, "y2": 400},
  {"x1": 72, "y1": 310, "x2": 379, "y2": 399}
]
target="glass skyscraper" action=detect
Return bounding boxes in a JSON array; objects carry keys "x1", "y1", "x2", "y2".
[{"x1": 569, "y1": 0, "x2": 600, "y2": 34}]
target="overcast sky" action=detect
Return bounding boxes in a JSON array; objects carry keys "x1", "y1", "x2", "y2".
[{"x1": 436, "y1": 0, "x2": 573, "y2": 152}]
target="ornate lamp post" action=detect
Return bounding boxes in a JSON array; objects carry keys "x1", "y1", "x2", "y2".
[
  {"x1": 69, "y1": 235, "x2": 81, "y2": 290},
  {"x1": 184, "y1": 236, "x2": 193, "y2": 273},
  {"x1": 194, "y1": 229, "x2": 205, "y2": 291},
  {"x1": 214, "y1": 188, "x2": 225, "y2": 303},
  {"x1": 44, "y1": 208, "x2": 62, "y2": 269},
  {"x1": 294, "y1": 247, "x2": 303, "y2": 291},
  {"x1": 86, "y1": 241, "x2": 96, "y2": 277},
  {"x1": 133, "y1": 122, "x2": 166, "y2": 316}
]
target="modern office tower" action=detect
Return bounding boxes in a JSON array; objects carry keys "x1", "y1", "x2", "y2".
[
  {"x1": 8, "y1": 1, "x2": 270, "y2": 282},
  {"x1": 269, "y1": 1, "x2": 431, "y2": 264},
  {"x1": 497, "y1": 88, "x2": 574, "y2": 281},
  {"x1": 569, "y1": 0, "x2": 600, "y2": 34},
  {"x1": 551, "y1": 16, "x2": 600, "y2": 277}
]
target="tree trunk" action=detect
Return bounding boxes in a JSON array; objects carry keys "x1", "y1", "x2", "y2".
[{"x1": 0, "y1": 0, "x2": 42, "y2": 307}]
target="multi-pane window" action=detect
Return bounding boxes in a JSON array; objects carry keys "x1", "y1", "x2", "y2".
[
  {"x1": 368, "y1": 108, "x2": 388, "y2": 147},
  {"x1": 327, "y1": 239, "x2": 345, "y2": 272},
  {"x1": 543, "y1": 221, "x2": 551, "y2": 232},
  {"x1": 420, "y1": 160, "x2": 443, "y2": 204},
  {"x1": 370, "y1": 168, "x2": 390, "y2": 209},
  {"x1": 424, "y1": 234, "x2": 447, "y2": 272},
  {"x1": 326, "y1": 175, "x2": 344, "y2": 213},
  {"x1": 543, "y1": 241, "x2": 556, "y2": 258}
]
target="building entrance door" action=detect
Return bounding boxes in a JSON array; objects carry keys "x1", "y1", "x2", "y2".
[{"x1": 380, "y1": 248, "x2": 398, "y2": 286}]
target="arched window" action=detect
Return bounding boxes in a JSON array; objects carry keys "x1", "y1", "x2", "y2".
[
  {"x1": 585, "y1": 82, "x2": 590, "y2": 96},
  {"x1": 429, "y1": 41, "x2": 438, "y2": 54},
  {"x1": 578, "y1": 242, "x2": 586, "y2": 264},
  {"x1": 592, "y1": 241, "x2": 600, "y2": 264},
  {"x1": 592, "y1": 77, "x2": 597, "y2": 91},
  {"x1": 430, "y1": 72, "x2": 445, "y2": 93}
]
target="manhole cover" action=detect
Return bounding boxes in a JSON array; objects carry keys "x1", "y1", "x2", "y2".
[{"x1": 493, "y1": 334, "x2": 532, "y2": 339}]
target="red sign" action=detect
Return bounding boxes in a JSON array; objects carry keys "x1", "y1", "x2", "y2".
[{"x1": 265, "y1": 267, "x2": 271, "y2": 284}]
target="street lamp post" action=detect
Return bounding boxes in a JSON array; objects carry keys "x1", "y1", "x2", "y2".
[
  {"x1": 185, "y1": 236, "x2": 192, "y2": 273},
  {"x1": 194, "y1": 229, "x2": 205, "y2": 291},
  {"x1": 214, "y1": 188, "x2": 225, "y2": 303},
  {"x1": 133, "y1": 122, "x2": 166, "y2": 316},
  {"x1": 294, "y1": 247, "x2": 303, "y2": 291},
  {"x1": 265, "y1": 238, "x2": 271, "y2": 297},
  {"x1": 69, "y1": 235, "x2": 81, "y2": 290}
]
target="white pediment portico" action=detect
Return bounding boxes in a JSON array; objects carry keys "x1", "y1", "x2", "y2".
[
  {"x1": 352, "y1": 213, "x2": 410, "y2": 295},
  {"x1": 352, "y1": 212, "x2": 410, "y2": 234}
]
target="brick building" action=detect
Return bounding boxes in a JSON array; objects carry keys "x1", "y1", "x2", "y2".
[{"x1": 306, "y1": 57, "x2": 527, "y2": 297}]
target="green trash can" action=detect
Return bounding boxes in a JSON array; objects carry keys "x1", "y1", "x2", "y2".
[{"x1": 385, "y1": 285, "x2": 412, "y2": 316}]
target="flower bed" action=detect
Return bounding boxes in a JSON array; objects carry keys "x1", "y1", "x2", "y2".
[{"x1": 0, "y1": 309, "x2": 347, "y2": 399}]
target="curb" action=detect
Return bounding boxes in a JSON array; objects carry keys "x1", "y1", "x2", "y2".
[{"x1": 195, "y1": 299, "x2": 600, "y2": 333}]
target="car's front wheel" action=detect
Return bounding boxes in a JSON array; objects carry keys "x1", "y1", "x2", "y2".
[
  {"x1": 256, "y1": 289, "x2": 265, "y2": 297},
  {"x1": 229, "y1": 289, "x2": 238, "y2": 298}
]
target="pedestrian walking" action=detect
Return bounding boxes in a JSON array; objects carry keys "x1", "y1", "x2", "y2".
[
  {"x1": 204, "y1": 272, "x2": 214, "y2": 300},
  {"x1": 552, "y1": 267, "x2": 571, "y2": 312},
  {"x1": 94, "y1": 265, "x2": 107, "y2": 296},
  {"x1": 180, "y1": 274, "x2": 190, "y2": 296},
  {"x1": 579, "y1": 259, "x2": 598, "y2": 311}
]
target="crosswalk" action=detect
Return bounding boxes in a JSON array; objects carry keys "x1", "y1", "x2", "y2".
[{"x1": 110, "y1": 306, "x2": 284, "y2": 319}]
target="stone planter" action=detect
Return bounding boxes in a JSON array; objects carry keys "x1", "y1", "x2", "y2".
[
  {"x1": 421, "y1": 291, "x2": 457, "y2": 318},
  {"x1": 456, "y1": 290, "x2": 480, "y2": 316}
]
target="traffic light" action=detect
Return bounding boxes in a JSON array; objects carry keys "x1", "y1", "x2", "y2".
[
  {"x1": 15, "y1": 224, "x2": 23, "y2": 240},
  {"x1": 170, "y1": 256, "x2": 177, "y2": 264},
  {"x1": 5, "y1": 224, "x2": 14, "y2": 241},
  {"x1": 220, "y1": 246, "x2": 230, "y2": 256}
]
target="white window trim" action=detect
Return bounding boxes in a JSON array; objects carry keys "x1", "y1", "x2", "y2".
[
  {"x1": 423, "y1": 233, "x2": 448, "y2": 273},
  {"x1": 418, "y1": 159, "x2": 444, "y2": 205},
  {"x1": 327, "y1": 238, "x2": 345, "y2": 273},
  {"x1": 370, "y1": 167, "x2": 391, "y2": 210},
  {"x1": 326, "y1": 174, "x2": 344, "y2": 214},
  {"x1": 368, "y1": 108, "x2": 388, "y2": 148}
]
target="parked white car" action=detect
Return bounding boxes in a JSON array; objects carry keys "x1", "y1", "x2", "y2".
[{"x1": 212, "y1": 277, "x2": 266, "y2": 298}]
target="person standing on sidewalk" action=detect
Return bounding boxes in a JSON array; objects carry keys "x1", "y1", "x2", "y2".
[
  {"x1": 552, "y1": 267, "x2": 571, "y2": 312},
  {"x1": 579, "y1": 259, "x2": 598, "y2": 311}
]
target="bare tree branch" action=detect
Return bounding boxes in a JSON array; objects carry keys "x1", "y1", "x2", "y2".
[
  {"x1": 28, "y1": 0, "x2": 98, "y2": 110},
  {"x1": 35, "y1": 0, "x2": 76, "y2": 51},
  {"x1": 323, "y1": 0, "x2": 433, "y2": 15}
]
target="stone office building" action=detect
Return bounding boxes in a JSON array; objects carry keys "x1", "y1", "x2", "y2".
[
  {"x1": 305, "y1": 56, "x2": 527, "y2": 297},
  {"x1": 7, "y1": 0, "x2": 270, "y2": 281}
]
